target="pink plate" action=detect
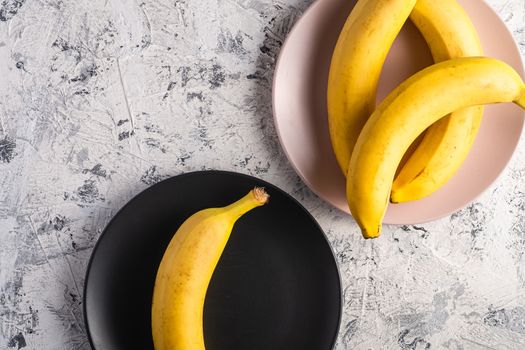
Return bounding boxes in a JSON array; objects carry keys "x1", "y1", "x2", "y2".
[{"x1": 272, "y1": 0, "x2": 525, "y2": 224}]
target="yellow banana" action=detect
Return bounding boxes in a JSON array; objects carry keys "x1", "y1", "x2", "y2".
[
  {"x1": 151, "y1": 188, "x2": 269, "y2": 350},
  {"x1": 391, "y1": 0, "x2": 484, "y2": 203},
  {"x1": 346, "y1": 57, "x2": 525, "y2": 239},
  {"x1": 327, "y1": 0, "x2": 417, "y2": 175}
]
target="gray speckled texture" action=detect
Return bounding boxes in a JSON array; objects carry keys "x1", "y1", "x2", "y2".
[{"x1": 0, "y1": 0, "x2": 524, "y2": 348}]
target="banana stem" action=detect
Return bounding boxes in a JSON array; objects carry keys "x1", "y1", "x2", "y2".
[{"x1": 224, "y1": 187, "x2": 269, "y2": 219}]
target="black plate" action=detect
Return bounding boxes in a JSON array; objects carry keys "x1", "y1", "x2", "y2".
[{"x1": 83, "y1": 170, "x2": 341, "y2": 349}]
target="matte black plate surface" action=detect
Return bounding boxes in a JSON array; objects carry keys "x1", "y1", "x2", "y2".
[{"x1": 84, "y1": 170, "x2": 341, "y2": 349}]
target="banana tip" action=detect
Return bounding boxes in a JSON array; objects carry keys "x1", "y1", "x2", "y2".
[
  {"x1": 390, "y1": 190, "x2": 405, "y2": 204},
  {"x1": 516, "y1": 92, "x2": 525, "y2": 109},
  {"x1": 361, "y1": 226, "x2": 381, "y2": 239}
]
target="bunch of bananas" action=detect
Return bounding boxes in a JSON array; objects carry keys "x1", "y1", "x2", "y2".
[{"x1": 327, "y1": 0, "x2": 525, "y2": 239}]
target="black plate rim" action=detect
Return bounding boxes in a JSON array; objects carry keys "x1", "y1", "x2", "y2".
[{"x1": 82, "y1": 169, "x2": 342, "y2": 349}]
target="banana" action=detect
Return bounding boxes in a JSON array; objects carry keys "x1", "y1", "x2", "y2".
[
  {"x1": 327, "y1": 0, "x2": 417, "y2": 176},
  {"x1": 151, "y1": 188, "x2": 269, "y2": 350},
  {"x1": 346, "y1": 57, "x2": 525, "y2": 239},
  {"x1": 391, "y1": 0, "x2": 484, "y2": 203}
]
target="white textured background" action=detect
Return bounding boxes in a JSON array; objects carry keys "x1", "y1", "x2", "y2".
[{"x1": 0, "y1": 0, "x2": 524, "y2": 349}]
